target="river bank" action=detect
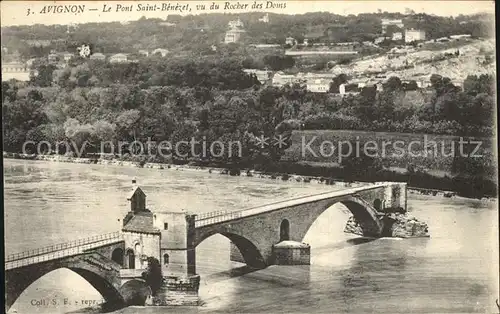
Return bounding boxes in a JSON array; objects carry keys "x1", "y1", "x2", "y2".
[{"x1": 3, "y1": 152, "x2": 495, "y2": 201}]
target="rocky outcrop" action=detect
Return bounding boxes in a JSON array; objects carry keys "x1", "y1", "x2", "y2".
[
  {"x1": 343, "y1": 216, "x2": 364, "y2": 236},
  {"x1": 344, "y1": 213, "x2": 429, "y2": 238},
  {"x1": 387, "y1": 213, "x2": 429, "y2": 238}
]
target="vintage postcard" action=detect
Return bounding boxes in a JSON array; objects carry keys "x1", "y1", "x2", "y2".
[{"x1": 2, "y1": 1, "x2": 498, "y2": 313}]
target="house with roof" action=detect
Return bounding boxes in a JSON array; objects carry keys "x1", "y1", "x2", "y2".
[
  {"x1": 306, "y1": 79, "x2": 330, "y2": 93},
  {"x1": 24, "y1": 39, "x2": 51, "y2": 47},
  {"x1": 392, "y1": 32, "x2": 403, "y2": 41},
  {"x1": 381, "y1": 19, "x2": 404, "y2": 34},
  {"x1": 243, "y1": 69, "x2": 272, "y2": 84},
  {"x1": 109, "y1": 53, "x2": 128, "y2": 63},
  {"x1": 272, "y1": 72, "x2": 304, "y2": 87},
  {"x1": 90, "y1": 52, "x2": 106, "y2": 61},
  {"x1": 138, "y1": 50, "x2": 149, "y2": 57},
  {"x1": 258, "y1": 13, "x2": 269, "y2": 23},
  {"x1": 228, "y1": 18, "x2": 244, "y2": 29},
  {"x1": 62, "y1": 52, "x2": 74, "y2": 62},
  {"x1": 405, "y1": 29, "x2": 426, "y2": 43},
  {"x1": 224, "y1": 23, "x2": 246, "y2": 44},
  {"x1": 1, "y1": 62, "x2": 31, "y2": 81},
  {"x1": 151, "y1": 48, "x2": 169, "y2": 57},
  {"x1": 285, "y1": 37, "x2": 296, "y2": 46},
  {"x1": 48, "y1": 53, "x2": 59, "y2": 63}
]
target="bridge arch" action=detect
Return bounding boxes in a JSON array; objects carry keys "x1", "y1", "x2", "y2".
[
  {"x1": 298, "y1": 196, "x2": 383, "y2": 242},
  {"x1": 119, "y1": 279, "x2": 151, "y2": 306},
  {"x1": 195, "y1": 230, "x2": 266, "y2": 268},
  {"x1": 5, "y1": 261, "x2": 124, "y2": 312}
]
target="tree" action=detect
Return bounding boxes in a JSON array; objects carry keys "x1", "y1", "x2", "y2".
[
  {"x1": 63, "y1": 118, "x2": 94, "y2": 155},
  {"x1": 383, "y1": 76, "x2": 402, "y2": 92},
  {"x1": 30, "y1": 62, "x2": 56, "y2": 87},
  {"x1": 329, "y1": 74, "x2": 348, "y2": 93},
  {"x1": 115, "y1": 109, "x2": 141, "y2": 142},
  {"x1": 404, "y1": 80, "x2": 418, "y2": 91},
  {"x1": 263, "y1": 55, "x2": 295, "y2": 71},
  {"x1": 141, "y1": 257, "x2": 163, "y2": 296}
]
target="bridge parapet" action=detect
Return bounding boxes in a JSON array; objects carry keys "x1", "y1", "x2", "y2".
[
  {"x1": 195, "y1": 182, "x2": 400, "y2": 228},
  {"x1": 6, "y1": 231, "x2": 121, "y2": 263},
  {"x1": 5, "y1": 233, "x2": 123, "y2": 270}
]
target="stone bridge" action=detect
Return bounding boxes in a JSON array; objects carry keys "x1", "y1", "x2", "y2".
[
  {"x1": 5, "y1": 181, "x2": 408, "y2": 309},
  {"x1": 4, "y1": 232, "x2": 149, "y2": 312},
  {"x1": 189, "y1": 182, "x2": 407, "y2": 268}
]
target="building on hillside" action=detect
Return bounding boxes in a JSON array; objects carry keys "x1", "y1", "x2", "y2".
[
  {"x1": 138, "y1": 50, "x2": 149, "y2": 57},
  {"x1": 243, "y1": 69, "x2": 272, "y2": 84},
  {"x1": 435, "y1": 37, "x2": 450, "y2": 42},
  {"x1": 26, "y1": 58, "x2": 36, "y2": 67},
  {"x1": 450, "y1": 34, "x2": 471, "y2": 40},
  {"x1": 48, "y1": 53, "x2": 59, "y2": 63},
  {"x1": 303, "y1": 72, "x2": 337, "y2": 81},
  {"x1": 258, "y1": 13, "x2": 269, "y2": 23},
  {"x1": 250, "y1": 44, "x2": 281, "y2": 49},
  {"x1": 285, "y1": 37, "x2": 296, "y2": 46},
  {"x1": 307, "y1": 79, "x2": 330, "y2": 93},
  {"x1": 303, "y1": 38, "x2": 309, "y2": 46},
  {"x1": 2, "y1": 62, "x2": 28, "y2": 73},
  {"x1": 151, "y1": 48, "x2": 169, "y2": 57},
  {"x1": 228, "y1": 18, "x2": 244, "y2": 29},
  {"x1": 392, "y1": 32, "x2": 403, "y2": 41},
  {"x1": 62, "y1": 53, "x2": 74, "y2": 62},
  {"x1": 339, "y1": 83, "x2": 361, "y2": 95},
  {"x1": 405, "y1": 29, "x2": 426, "y2": 43},
  {"x1": 374, "y1": 36, "x2": 388, "y2": 44},
  {"x1": 90, "y1": 52, "x2": 106, "y2": 61},
  {"x1": 24, "y1": 39, "x2": 51, "y2": 47},
  {"x1": 272, "y1": 72, "x2": 304, "y2": 87},
  {"x1": 2, "y1": 62, "x2": 31, "y2": 81},
  {"x1": 381, "y1": 19, "x2": 404, "y2": 33},
  {"x1": 224, "y1": 28, "x2": 246, "y2": 44},
  {"x1": 109, "y1": 53, "x2": 128, "y2": 63},
  {"x1": 224, "y1": 18, "x2": 246, "y2": 44}
]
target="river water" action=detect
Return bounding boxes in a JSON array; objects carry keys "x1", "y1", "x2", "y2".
[{"x1": 4, "y1": 159, "x2": 499, "y2": 313}]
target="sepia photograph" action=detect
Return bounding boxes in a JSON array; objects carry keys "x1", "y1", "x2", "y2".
[{"x1": 1, "y1": 1, "x2": 498, "y2": 313}]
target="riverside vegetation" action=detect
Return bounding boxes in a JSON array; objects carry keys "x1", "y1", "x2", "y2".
[{"x1": 2, "y1": 13, "x2": 496, "y2": 199}]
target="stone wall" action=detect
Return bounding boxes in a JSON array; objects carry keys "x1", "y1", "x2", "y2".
[
  {"x1": 122, "y1": 231, "x2": 160, "y2": 269},
  {"x1": 152, "y1": 275, "x2": 200, "y2": 306}
]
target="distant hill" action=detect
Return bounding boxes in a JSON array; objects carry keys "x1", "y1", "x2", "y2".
[{"x1": 1, "y1": 12, "x2": 494, "y2": 59}]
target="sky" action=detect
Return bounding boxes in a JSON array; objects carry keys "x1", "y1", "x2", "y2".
[{"x1": 0, "y1": 0, "x2": 495, "y2": 27}]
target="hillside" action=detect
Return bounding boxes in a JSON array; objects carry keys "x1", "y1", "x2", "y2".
[
  {"x1": 1, "y1": 12, "x2": 494, "y2": 59},
  {"x1": 330, "y1": 39, "x2": 495, "y2": 83}
]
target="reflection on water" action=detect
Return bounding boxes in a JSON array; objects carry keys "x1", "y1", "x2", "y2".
[{"x1": 4, "y1": 159, "x2": 499, "y2": 313}]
